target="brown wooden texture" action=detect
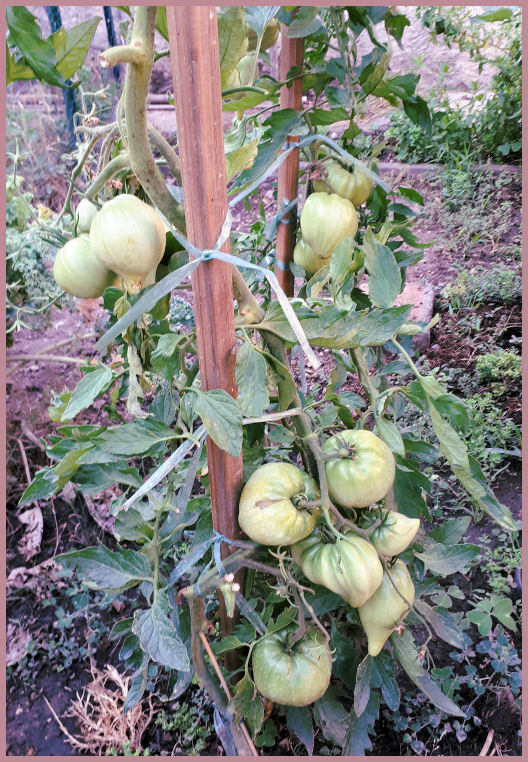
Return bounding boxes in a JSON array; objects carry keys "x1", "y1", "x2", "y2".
[
  {"x1": 275, "y1": 29, "x2": 304, "y2": 297},
  {"x1": 167, "y1": 7, "x2": 244, "y2": 624}
]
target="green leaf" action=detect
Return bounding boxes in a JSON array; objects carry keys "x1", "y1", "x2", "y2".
[
  {"x1": 310, "y1": 107, "x2": 350, "y2": 126},
  {"x1": 19, "y1": 467, "x2": 58, "y2": 506},
  {"x1": 56, "y1": 543, "x2": 153, "y2": 591},
  {"x1": 225, "y1": 134, "x2": 259, "y2": 180},
  {"x1": 304, "y1": 585, "x2": 344, "y2": 616},
  {"x1": 375, "y1": 417, "x2": 405, "y2": 457},
  {"x1": 413, "y1": 600, "x2": 466, "y2": 648},
  {"x1": 61, "y1": 366, "x2": 114, "y2": 421},
  {"x1": 397, "y1": 185, "x2": 424, "y2": 205},
  {"x1": 133, "y1": 600, "x2": 190, "y2": 671},
  {"x1": 371, "y1": 651, "x2": 400, "y2": 711},
  {"x1": 343, "y1": 691, "x2": 380, "y2": 755},
  {"x1": 390, "y1": 629, "x2": 465, "y2": 716},
  {"x1": 98, "y1": 420, "x2": 174, "y2": 456},
  {"x1": 190, "y1": 389, "x2": 242, "y2": 457},
  {"x1": 354, "y1": 656, "x2": 372, "y2": 717},
  {"x1": 235, "y1": 339, "x2": 270, "y2": 417},
  {"x1": 384, "y1": 10, "x2": 411, "y2": 41},
  {"x1": 393, "y1": 457, "x2": 431, "y2": 519},
  {"x1": 265, "y1": 607, "x2": 297, "y2": 635},
  {"x1": 402, "y1": 95, "x2": 432, "y2": 135},
  {"x1": 362, "y1": 230, "x2": 401, "y2": 308},
  {"x1": 123, "y1": 667, "x2": 148, "y2": 714},
  {"x1": 233, "y1": 675, "x2": 264, "y2": 735},
  {"x1": 245, "y1": 6, "x2": 281, "y2": 35},
  {"x1": 491, "y1": 597, "x2": 517, "y2": 632},
  {"x1": 6, "y1": 43, "x2": 35, "y2": 85},
  {"x1": 285, "y1": 706, "x2": 313, "y2": 756},
  {"x1": 466, "y1": 609, "x2": 492, "y2": 636},
  {"x1": 473, "y1": 8, "x2": 513, "y2": 22},
  {"x1": 255, "y1": 718, "x2": 277, "y2": 747},
  {"x1": 6, "y1": 7, "x2": 67, "y2": 88},
  {"x1": 331, "y1": 622, "x2": 360, "y2": 693},
  {"x1": 414, "y1": 539, "x2": 479, "y2": 576},
  {"x1": 51, "y1": 18, "x2": 100, "y2": 79},
  {"x1": 360, "y1": 44, "x2": 391, "y2": 97},
  {"x1": 314, "y1": 685, "x2": 348, "y2": 747},
  {"x1": 218, "y1": 6, "x2": 248, "y2": 88},
  {"x1": 286, "y1": 7, "x2": 323, "y2": 38},
  {"x1": 155, "y1": 6, "x2": 169, "y2": 40},
  {"x1": 429, "y1": 517, "x2": 471, "y2": 546}
]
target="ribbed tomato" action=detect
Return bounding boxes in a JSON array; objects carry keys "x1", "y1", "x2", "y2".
[
  {"x1": 238, "y1": 462, "x2": 320, "y2": 546},
  {"x1": 323, "y1": 429, "x2": 395, "y2": 509},
  {"x1": 359, "y1": 510, "x2": 420, "y2": 557},
  {"x1": 89, "y1": 194, "x2": 166, "y2": 294},
  {"x1": 75, "y1": 198, "x2": 98, "y2": 234},
  {"x1": 291, "y1": 527, "x2": 383, "y2": 608},
  {"x1": 252, "y1": 626, "x2": 332, "y2": 706},
  {"x1": 300, "y1": 192, "x2": 358, "y2": 257},
  {"x1": 293, "y1": 238, "x2": 331, "y2": 276},
  {"x1": 315, "y1": 161, "x2": 374, "y2": 207}
]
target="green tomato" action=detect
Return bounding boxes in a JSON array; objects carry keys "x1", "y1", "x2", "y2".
[
  {"x1": 75, "y1": 198, "x2": 98, "y2": 234},
  {"x1": 359, "y1": 510, "x2": 420, "y2": 557},
  {"x1": 358, "y1": 559, "x2": 415, "y2": 656},
  {"x1": 53, "y1": 234, "x2": 116, "y2": 299},
  {"x1": 323, "y1": 429, "x2": 395, "y2": 509},
  {"x1": 319, "y1": 161, "x2": 374, "y2": 207},
  {"x1": 238, "y1": 462, "x2": 320, "y2": 546},
  {"x1": 247, "y1": 18, "x2": 280, "y2": 52},
  {"x1": 300, "y1": 192, "x2": 358, "y2": 258},
  {"x1": 252, "y1": 626, "x2": 332, "y2": 706},
  {"x1": 291, "y1": 527, "x2": 383, "y2": 608},
  {"x1": 89, "y1": 194, "x2": 166, "y2": 294},
  {"x1": 293, "y1": 238, "x2": 331, "y2": 276}
]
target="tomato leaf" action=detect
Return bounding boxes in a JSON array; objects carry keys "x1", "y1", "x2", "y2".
[
  {"x1": 6, "y1": 6, "x2": 67, "y2": 88},
  {"x1": 314, "y1": 685, "x2": 348, "y2": 747},
  {"x1": 414, "y1": 539, "x2": 479, "y2": 576},
  {"x1": 362, "y1": 230, "x2": 401, "y2": 308},
  {"x1": 371, "y1": 651, "x2": 400, "y2": 711},
  {"x1": 218, "y1": 6, "x2": 248, "y2": 88},
  {"x1": 343, "y1": 691, "x2": 380, "y2": 755},
  {"x1": 51, "y1": 18, "x2": 100, "y2": 80},
  {"x1": 56, "y1": 543, "x2": 153, "y2": 591},
  {"x1": 235, "y1": 339, "x2": 270, "y2": 417},
  {"x1": 330, "y1": 622, "x2": 360, "y2": 693},
  {"x1": 233, "y1": 675, "x2": 264, "y2": 735},
  {"x1": 285, "y1": 706, "x2": 314, "y2": 756},
  {"x1": 189, "y1": 389, "x2": 243, "y2": 457},
  {"x1": 286, "y1": 7, "x2": 323, "y2": 38},
  {"x1": 413, "y1": 600, "x2": 467, "y2": 649},
  {"x1": 429, "y1": 516, "x2": 471, "y2": 546},
  {"x1": 61, "y1": 365, "x2": 114, "y2": 421},
  {"x1": 132, "y1": 599, "x2": 190, "y2": 671},
  {"x1": 390, "y1": 629, "x2": 465, "y2": 716},
  {"x1": 98, "y1": 420, "x2": 174, "y2": 456},
  {"x1": 354, "y1": 655, "x2": 372, "y2": 717}
]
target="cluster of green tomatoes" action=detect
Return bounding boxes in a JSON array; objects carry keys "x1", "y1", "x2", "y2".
[
  {"x1": 294, "y1": 160, "x2": 374, "y2": 276},
  {"x1": 53, "y1": 194, "x2": 167, "y2": 299},
  {"x1": 238, "y1": 430, "x2": 419, "y2": 707}
]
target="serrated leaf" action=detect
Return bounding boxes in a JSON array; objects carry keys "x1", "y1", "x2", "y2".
[
  {"x1": 19, "y1": 467, "x2": 58, "y2": 505},
  {"x1": 286, "y1": 7, "x2": 323, "y2": 38},
  {"x1": 314, "y1": 685, "x2": 348, "y2": 747},
  {"x1": 245, "y1": 6, "x2": 281, "y2": 34},
  {"x1": 429, "y1": 517, "x2": 471, "y2": 546},
  {"x1": 56, "y1": 543, "x2": 153, "y2": 591},
  {"x1": 98, "y1": 420, "x2": 173, "y2": 456},
  {"x1": 390, "y1": 629, "x2": 465, "y2": 716},
  {"x1": 61, "y1": 366, "x2": 113, "y2": 421},
  {"x1": 354, "y1": 656, "x2": 372, "y2": 717},
  {"x1": 343, "y1": 691, "x2": 380, "y2": 755},
  {"x1": 233, "y1": 675, "x2": 264, "y2": 735},
  {"x1": 415, "y1": 539, "x2": 479, "y2": 576},
  {"x1": 330, "y1": 622, "x2": 360, "y2": 693},
  {"x1": 133, "y1": 601, "x2": 190, "y2": 671},
  {"x1": 6, "y1": 7, "x2": 67, "y2": 87},
  {"x1": 285, "y1": 706, "x2": 314, "y2": 755},
  {"x1": 375, "y1": 416, "x2": 405, "y2": 457},
  {"x1": 190, "y1": 389, "x2": 242, "y2": 457},
  {"x1": 371, "y1": 651, "x2": 400, "y2": 711},
  {"x1": 414, "y1": 600, "x2": 466, "y2": 648},
  {"x1": 235, "y1": 340, "x2": 270, "y2": 417}
]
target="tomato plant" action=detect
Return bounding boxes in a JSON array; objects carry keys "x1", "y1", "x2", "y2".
[{"x1": 20, "y1": 5, "x2": 520, "y2": 756}]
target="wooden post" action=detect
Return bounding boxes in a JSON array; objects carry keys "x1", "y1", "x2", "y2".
[
  {"x1": 275, "y1": 26, "x2": 304, "y2": 297},
  {"x1": 167, "y1": 7, "x2": 244, "y2": 635}
]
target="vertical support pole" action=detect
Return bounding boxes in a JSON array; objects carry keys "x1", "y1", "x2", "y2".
[
  {"x1": 167, "y1": 7, "x2": 244, "y2": 636},
  {"x1": 275, "y1": 26, "x2": 304, "y2": 297}
]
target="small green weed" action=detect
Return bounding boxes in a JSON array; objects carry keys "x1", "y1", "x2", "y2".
[
  {"x1": 476, "y1": 351, "x2": 521, "y2": 398},
  {"x1": 441, "y1": 266, "x2": 521, "y2": 311},
  {"x1": 154, "y1": 688, "x2": 214, "y2": 755}
]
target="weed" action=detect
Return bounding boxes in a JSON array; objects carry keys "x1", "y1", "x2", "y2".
[
  {"x1": 441, "y1": 266, "x2": 521, "y2": 311},
  {"x1": 154, "y1": 688, "x2": 214, "y2": 755},
  {"x1": 476, "y1": 350, "x2": 521, "y2": 398}
]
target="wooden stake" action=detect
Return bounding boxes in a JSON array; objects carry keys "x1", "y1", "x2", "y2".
[
  {"x1": 275, "y1": 24, "x2": 304, "y2": 297},
  {"x1": 167, "y1": 7, "x2": 244, "y2": 635}
]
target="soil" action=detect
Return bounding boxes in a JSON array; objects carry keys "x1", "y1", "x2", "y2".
[{"x1": 6, "y1": 7, "x2": 521, "y2": 758}]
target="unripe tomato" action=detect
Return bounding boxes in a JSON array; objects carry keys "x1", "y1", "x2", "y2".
[
  {"x1": 359, "y1": 511, "x2": 420, "y2": 557},
  {"x1": 358, "y1": 559, "x2": 415, "y2": 656},
  {"x1": 300, "y1": 193, "x2": 358, "y2": 257},
  {"x1": 53, "y1": 234, "x2": 116, "y2": 298},
  {"x1": 238, "y1": 462, "x2": 320, "y2": 546},
  {"x1": 75, "y1": 198, "x2": 98, "y2": 234},
  {"x1": 293, "y1": 238, "x2": 331, "y2": 277},
  {"x1": 318, "y1": 161, "x2": 374, "y2": 207},
  {"x1": 89, "y1": 194, "x2": 166, "y2": 294},
  {"x1": 323, "y1": 429, "x2": 395, "y2": 509},
  {"x1": 237, "y1": 54, "x2": 256, "y2": 86},
  {"x1": 247, "y1": 18, "x2": 280, "y2": 51},
  {"x1": 252, "y1": 626, "x2": 332, "y2": 706},
  {"x1": 291, "y1": 527, "x2": 383, "y2": 608}
]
